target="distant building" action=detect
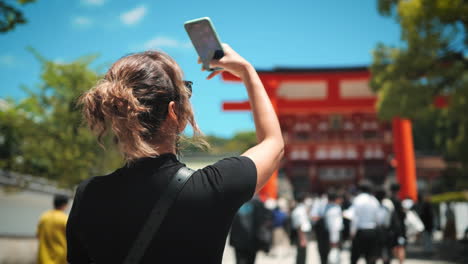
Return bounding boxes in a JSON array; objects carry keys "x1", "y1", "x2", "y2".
[{"x1": 222, "y1": 67, "x2": 417, "y2": 199}]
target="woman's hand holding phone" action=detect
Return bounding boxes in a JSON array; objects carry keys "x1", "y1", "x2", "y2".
[{"x1": 199, "y1": 44, "x2": 251, "y2": 80}]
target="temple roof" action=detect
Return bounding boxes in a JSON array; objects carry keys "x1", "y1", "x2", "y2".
[{"x1": 256, "y1": 66, "x2": 369, "y2": 74}]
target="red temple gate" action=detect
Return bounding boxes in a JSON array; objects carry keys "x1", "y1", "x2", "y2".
[{"x1": 221, "y1": 67, "x2": 417, "y2": 200}]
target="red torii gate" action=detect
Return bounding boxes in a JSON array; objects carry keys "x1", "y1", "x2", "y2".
[{"x1": 221, "y1": 67, "x2": 418, "y2": 200}]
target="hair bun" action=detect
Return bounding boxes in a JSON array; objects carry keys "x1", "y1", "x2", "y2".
[{"x1": 79, "y1": 50, "x2": 207, "y2": 161}]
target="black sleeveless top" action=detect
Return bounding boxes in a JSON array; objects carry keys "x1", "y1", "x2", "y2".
[{"x1": 66, "y1": 154, "x2": 257, "y2": 263}]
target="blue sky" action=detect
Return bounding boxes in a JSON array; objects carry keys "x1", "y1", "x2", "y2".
[{"x1": 0, "y1": 0, "x2": 401, "y2": 137}]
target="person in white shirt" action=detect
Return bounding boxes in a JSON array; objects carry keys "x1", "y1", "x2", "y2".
[
  {"x1": 310, "y1": 194, "x2": 328, "y2": 221},
  {"x1": 349, "y1": 182, "x2": 380, "y2": 264},
  {"x1": 310, "y1": 194, "x2": 329, "y2": 264},
  {"x1": 291, "y1": 193, "x2": 312, "y2": 264},
  {"x1": 325, "y1": 192, "x2": 344, "y2": 264},
  {"x1": 375, "y1": 188, "x2": 392, "y2": 264}
]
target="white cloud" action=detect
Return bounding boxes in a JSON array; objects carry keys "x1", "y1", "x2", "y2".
[
  {"x1": 120, "y1": 5, "x2": 147, "y2": 25},
  {"x1": 72, "y1": 16, "x2": 93, "y2": 27},
  {"x1": 143, "y1": 36, "x2": 192, "y2": 49},
  {"x1": 81, "y1": 0, "x2": 106, "y2": 6},
  {"x1": 0, "y1": 55, "x2": 16, "y2": 67}
]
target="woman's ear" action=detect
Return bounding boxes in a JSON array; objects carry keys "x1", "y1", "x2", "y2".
[
  {"x1": 167, "y1": 101, "x2": 178, "y2": 124},
  {"x1": 167, "y1": 101, "x2": 188, "y2": 133}
]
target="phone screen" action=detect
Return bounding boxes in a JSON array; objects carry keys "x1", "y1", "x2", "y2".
[{"x1": 185, "y1": 18, "x2": 224, "y2": 70}]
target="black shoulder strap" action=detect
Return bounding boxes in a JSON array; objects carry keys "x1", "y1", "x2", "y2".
[{"x1": 123, "y1": 166, "x2": 195, "y2": 264}]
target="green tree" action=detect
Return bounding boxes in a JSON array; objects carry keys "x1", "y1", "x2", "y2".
[
  {"x1": 0, "y1": 0, "x2": 36, "y2": 33},
  {"x1": 0, "y1": 99, "x2": 31, "y2": 171},
  {"x1": 372, "y1": 0, "x2": 468, "y2": 190},
  {"x1": 0, "y1": 52, "x2": 122, "y2": 187},
  {"x1": 180, "y1": 131, "x2": 257, "y2": 155},
  {"x1": 224, "y1": 131, "x2": 257, "y2": 153}
]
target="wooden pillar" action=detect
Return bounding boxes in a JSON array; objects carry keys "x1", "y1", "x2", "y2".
[
  {"x1": 392, "y1": 118, "x2": 417, "y2": 200},
  {"x1": 259, "y1": 80, "x2": 279, "y2": 201}
]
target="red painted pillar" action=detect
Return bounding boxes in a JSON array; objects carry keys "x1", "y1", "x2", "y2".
[
  {"x1": 392, "y1": 118, "x2": 417, "y2": 200},
  {"x1": 259, "y1": 170, "x2": 278, "y2": 201},
  {"x1": 259, "y1": 80, "x2": 279, "y2": 201}
]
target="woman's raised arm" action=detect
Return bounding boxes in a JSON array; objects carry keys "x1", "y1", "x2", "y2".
[{"x1": 206, "y1": 44, "x2": 284, "y2": 193}]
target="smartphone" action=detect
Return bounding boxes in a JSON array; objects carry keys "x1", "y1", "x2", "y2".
[{"x1": 184, "y1": 17, "x2": 224, "y2": 71}]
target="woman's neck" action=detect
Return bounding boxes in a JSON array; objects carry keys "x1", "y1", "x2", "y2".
[
  {"x1": 153, "y1": 142, "x2": 176, "y2": 155},
  {"x1": 149, "y1": 119, "x2": 179, "y2": 156},
  {"x1": 150, "y1": 133, "x2": 177, "y2": 155}
]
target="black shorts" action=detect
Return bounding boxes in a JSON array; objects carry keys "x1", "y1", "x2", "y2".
[{"x1": 352, "y1": 229, "x2": 379, "y2": 261}]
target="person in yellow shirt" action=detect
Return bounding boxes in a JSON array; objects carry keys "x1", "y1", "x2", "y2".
[{"x1": 37, "y1": 194, "x2": 69, "y2": 264}]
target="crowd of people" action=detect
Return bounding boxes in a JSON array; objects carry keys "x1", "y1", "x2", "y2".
[
  {"x1": 229, "y1": 182, "x2": 436, "y2": 264},
  {"x1": 37, "y1": 182, "x2": 444, "y2": 264}
]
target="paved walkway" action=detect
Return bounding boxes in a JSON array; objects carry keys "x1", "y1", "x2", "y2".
[{"x1": 222, "y1": 241, "x2": 458, "y2": 264}]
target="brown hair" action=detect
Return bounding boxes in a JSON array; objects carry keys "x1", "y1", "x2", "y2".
[{"x1": 79, "y1": 50, "x2": 205, "y2": 161}]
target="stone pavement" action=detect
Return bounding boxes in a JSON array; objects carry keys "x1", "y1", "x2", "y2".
[{"x1": 222, "y1": 241, "x2": 458, "y2": 264}]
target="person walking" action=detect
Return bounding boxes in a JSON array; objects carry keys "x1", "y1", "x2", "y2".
[
  {"x1": 310, "y1": 193, "x2": 329, "y2": 264},
  {"x1": 230, "y1": 197, "x2": 270, "y2": 264},
  {"x1": 416, "y1": 193, "x2": 434, "y2": 253},
  {"x1": 349, "y1": 183, "x2": 380, "y2": 264},
  {"x1": 374, "y1": 188, "x2": 392, "y2": 264},
  {"x1": 66, "y1": 44, "x2": 284, "y2": 263},
  {"x1": 291, "y1": 193, "x2": 312, "y2": 264},
  {"x1": 389, "y1": 184, "x2": 407, "y2": 264},
  {"x1": 443, "y1": 202, "x2": 456, "y2": 241},
  {"x1": 269, "y1": 199, "x2": 290, "y2": 258},
  {"x1": 37, "y1": 194, "x2": 69, "y2": 264},
  {"x1": 340, "y1": 191, "x2": 353, "y2": 243},
  {"x1": 324, "y1": 191, "x2": 344, "y2": 264}
]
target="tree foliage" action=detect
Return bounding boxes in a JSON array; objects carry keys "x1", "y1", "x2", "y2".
[
  {"x1": 372, "y1": 0, "x2": 468, "y2": 190},
  {"x1": 181, "y1": 131, "x2": 257, "y2": 155},
  {"x1": 0, "y1": 0, "x2": 36, "y2": 33},
  {"x1": 0, "y1": 52, "x2": 123, "y2": 187}
]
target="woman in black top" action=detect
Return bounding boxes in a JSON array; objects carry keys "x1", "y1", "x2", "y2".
[{"x1": 66, "y1": 44, "x2": 284, "y2": 263}]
